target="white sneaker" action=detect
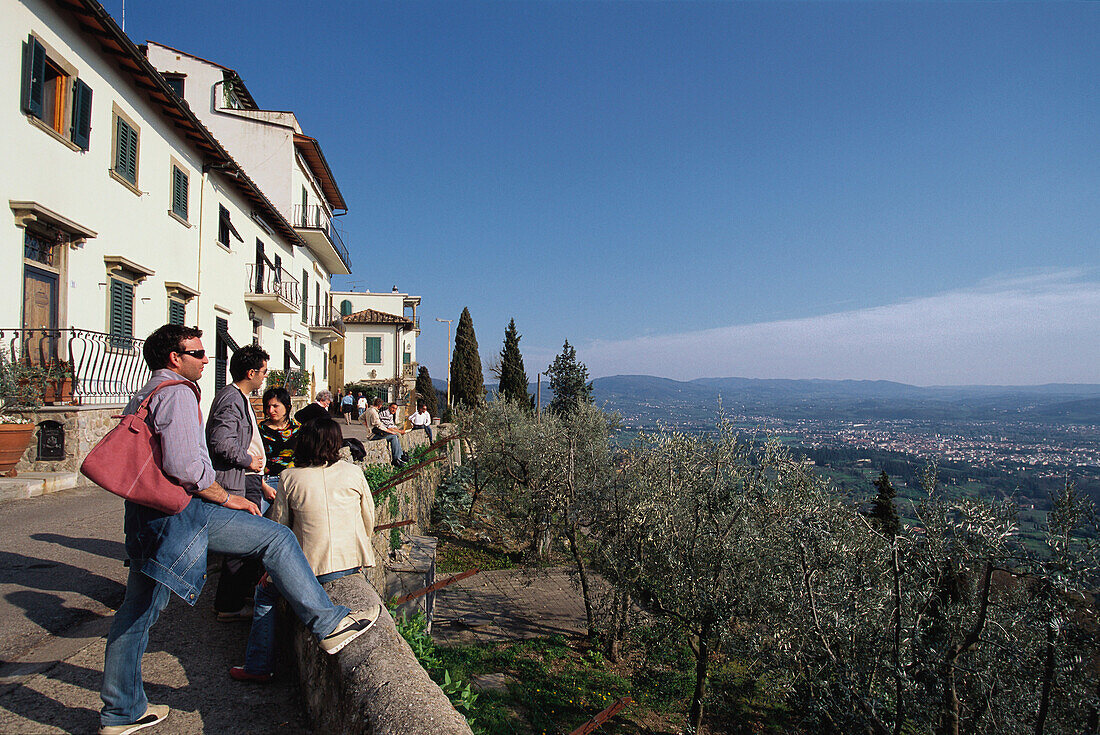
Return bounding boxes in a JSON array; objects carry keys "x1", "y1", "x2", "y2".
[{"x1": 98, "y1": 704, "x2": 169, "y2": 735}]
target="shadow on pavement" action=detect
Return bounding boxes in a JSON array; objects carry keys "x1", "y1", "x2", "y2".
[{"x1": 30, "y1": 534, "x2": 127, "y2": 562}]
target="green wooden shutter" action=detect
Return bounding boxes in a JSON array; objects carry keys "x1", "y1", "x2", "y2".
[
  {"x1": 70, "y1": 78, "x2": 92, "y2": 150},
  {"x1": 168, "y1": 299, "x2": 185, "y2": 325},
  {"x1": 301, "y1": 270, "x2": 308, "y2": 322},
  {"x1": 115, "y1": 118, "x2": 137, "y2": 184},
  {"x1": 172, "y1": 166, "x2": 188, "y2": 219},
  {"x1": 22, "y1": 36, "x2": 46, "y2": 119},
  {"x1": 109, "y1": 279, "x2": 134, "y2": 346},
  {"x1": 340, "y1": 300, "x2": 352, "y2": 317},
  {"x1": 365, "y1": 337, "x2": 381, "y2": 364}
]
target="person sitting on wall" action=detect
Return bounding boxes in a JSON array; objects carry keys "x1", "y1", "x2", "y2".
[
  {"x1": 294, "y1": 390, "x2": 333, "y2": 425},
  {"x1": 408, "y1": 399, "x2": 434, "y2": 444},
  {"x1": 231, "y1": 417, "x2": 377, "y2": 682},
  {"x1": 363, "y1": 397, "x2": 406, "y2": 467}
]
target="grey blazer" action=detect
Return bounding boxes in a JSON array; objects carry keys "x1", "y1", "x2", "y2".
[{"x1": 205, "y1": 383, "x2": 254, "y2": 494}]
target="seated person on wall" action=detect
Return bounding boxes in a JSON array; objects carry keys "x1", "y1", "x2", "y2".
[
  {"x1": 408, "y1": 399, "x2": 434, "y2": 444},
  {"x1": 294, "y1": 390, "x2": 333, "y2": 425},
  {"x1": 231, "y1": 416, "x2": 377, "y2": 682},
  {"x1": 362, "y1": 397, "x2": 406, "y2": 467}
]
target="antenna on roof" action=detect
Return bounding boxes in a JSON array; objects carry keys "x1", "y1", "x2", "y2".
[{"x1": 121, "y1": 0, "x2": 125, "y2": 31}]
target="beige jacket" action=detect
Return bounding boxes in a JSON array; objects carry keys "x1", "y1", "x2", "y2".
[{"x1": 271, "y1": 460, "x2": 376, "y2": 576}]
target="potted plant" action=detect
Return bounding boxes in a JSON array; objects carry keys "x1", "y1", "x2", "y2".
[
  {"x1": 0, "y1": 352, "x2": 39, "y2": 475},
  {"x1": 41, "y1": 358, "x2": 75, "y2": 405}
]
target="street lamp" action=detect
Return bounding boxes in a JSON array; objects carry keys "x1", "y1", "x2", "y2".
[{"x1": 435, "y1": 317, "x2": 453, "y2": 408}]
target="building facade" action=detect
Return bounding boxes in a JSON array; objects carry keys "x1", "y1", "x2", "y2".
[
  {"x1": 3, "y1": 0, "x2": 351, "y2": 429},
  {"x1": 331, "y1": 289, "x2": 420, "y2": 404}
]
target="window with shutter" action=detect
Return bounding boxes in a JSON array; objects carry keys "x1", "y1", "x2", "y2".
[
  {"x1": 340, "y1": 300, "x2": 353, "y2": 317},
  {"x1": 70, "y1": 78, "x2": 92, "y2": 150},
  {"x1": 22, "y1": 35, "x2": 91, "y2": 148},
  {"x1": 364, "y1": 337, "x2": 382, "y2": 364},
  {"x1": 215, "y1": 317, "x2": 229, "y2": 389},
  {"x1": 113, "y1": 116, "x2": 138, "y2": 184},
  {"x1": 171, "y1": 166, "x2": 188, "y2": 220},
  {"x1": 301, "y1": 270, "x2": 309, "y2": 323},
  {"x1": 168, "y1": 299, "x2": 185, "y2": 325},
  {"x1": 21, "y1": 36, "x2": 46, "y2": 120},
  {"x1": 108, "y1": 278, "x2": 134, "y2": 348}
]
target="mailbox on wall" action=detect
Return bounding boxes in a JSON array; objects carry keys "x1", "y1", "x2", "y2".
[{"x1": 37, "y1": 420, "x2": 65, "y2": 461}]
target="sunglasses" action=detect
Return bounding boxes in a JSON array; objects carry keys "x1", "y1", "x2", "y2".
[{"x1": 176, "y1": 349, "x2": 206, "y2": 359}]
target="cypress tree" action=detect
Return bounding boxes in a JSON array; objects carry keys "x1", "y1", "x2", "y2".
[
  {"x1": 414, "y1": 365, "x2": 439, "y2": 418},
  {"x1": 546, "y1": 339, "x2": 593, "y2": 415},
  {"x1": 870, "y1": 470, "x2": 901, "y2": 537},
  {"x1": 450, "y1": 307, "x2": 485, "y2": 408},
  {"x1": 498, "y1": 318, "x2": 532, "y2": 407}
]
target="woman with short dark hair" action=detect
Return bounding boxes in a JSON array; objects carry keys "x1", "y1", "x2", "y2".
[
  {"x1": 258, "y1": 387, "x2": 298, "y2": 496},
  {"x1": 232, "y1": 417, "x2": 376, "y2": 681}
]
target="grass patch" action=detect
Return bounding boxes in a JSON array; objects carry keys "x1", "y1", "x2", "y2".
[{"x1": 436, "y1": 537, "x2": 519, "y2": 573}]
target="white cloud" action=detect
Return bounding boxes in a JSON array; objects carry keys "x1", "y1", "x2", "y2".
[{"x1": 580, "y1": 269, "x2": 1100, "y2": 385}]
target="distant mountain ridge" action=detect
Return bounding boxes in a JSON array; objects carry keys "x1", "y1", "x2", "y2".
[{"x1": 588, "y1": 375, "x2": 1100, "y2": 424}]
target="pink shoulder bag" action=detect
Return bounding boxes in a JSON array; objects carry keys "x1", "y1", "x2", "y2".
[{"x1": 81, "y1": 379, "x2": 200, "y2": 514}]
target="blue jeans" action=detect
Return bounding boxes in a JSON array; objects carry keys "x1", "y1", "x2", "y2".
[
  {"x1": 243, "y1": 567, "x2": 360, "y2": 675},
  {"x1": 373, "y1": 430, "x2": 405, "y2": 464},
  {"x1": 100, "y1": 506, "x2": 351, "y2": 726}
]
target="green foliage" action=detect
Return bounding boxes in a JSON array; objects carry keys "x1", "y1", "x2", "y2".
[
  {"x1": 342, "y1": 382, "x2": 384, "y2": 401},
  {"x1": 432, "y1": 465, "x2": 475, "y2": 533},
  {"x1": 392, "y1": 609, "x2": 482, "y2": 732},
  {"x1": 266, "y1": 368, "x2": 310, "y2": 395},
  {"x1": 451, "y1": 307, "x2": 485, "y2": 409},
  {"x1": 545, "y1": 340, "x2": 592, "y2": 415},
  {"x1": 870, "y1": 469, "x2": 901, "y2": 537},
  {"x1": 497, "y1": 318, "x2": 532, "y2": 407},
  {"x1": 436, "y1": 539, "x2": 517, "y2": 573},
  {"x1": 0, "y1": 353, "x2": 73, "y2": 410},
  {"x1": 414, "y1": 365, "x2": 439, "y2": 418},
  {"x1": 362, "y1": 463, "x2": 398, "y2": 498}
]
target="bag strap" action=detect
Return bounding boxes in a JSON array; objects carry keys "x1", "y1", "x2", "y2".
[{"x1": 134, "y1": 379, "x2": 200, "y2": 421}]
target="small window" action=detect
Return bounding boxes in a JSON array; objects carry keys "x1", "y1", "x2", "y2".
[
  {"x1": 168, "y1": 299, "x2": 185, "y2": 325},
  {"x1": 21, "y1": 35, "x2": 92, "y2": 149},
  {"x1": 163, "y1": 74, "x2": 185, "y2": 99},
  {"x1": 340, "y1": 300, "x2": 353, "y2": 317},
  {"x1": 171, "y1": 165, "x2": 189, "y2": 220},
  {"x1": 364, "y1": 336, "x2": 382, "y2": 364},
  {"x1": 113, "y1": 115, "x2": 139, "y2": 185},
  {"x1": 217, "y1": 205, "x2": 241, "y2": 248},
  {"x1": 108, "y1": 277, "x2": 134, "y2": 348}
]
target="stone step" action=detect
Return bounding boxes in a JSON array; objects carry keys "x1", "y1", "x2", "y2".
[{"x1": 0, "y1": 472, "x2": 83, "y2": 503}]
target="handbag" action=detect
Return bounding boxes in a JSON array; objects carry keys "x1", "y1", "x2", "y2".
[{"x1": 81, "y1": 379, "x2": 200, "y2": 514}]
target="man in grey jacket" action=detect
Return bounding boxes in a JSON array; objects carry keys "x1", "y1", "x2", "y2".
[{"x1": 206, "y1": 344, "x2": 270, "y2": 621}]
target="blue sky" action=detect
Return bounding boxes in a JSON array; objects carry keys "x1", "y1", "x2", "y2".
[{"x1": 115, "y1": 1, "x2": 1098, "y2": 385}]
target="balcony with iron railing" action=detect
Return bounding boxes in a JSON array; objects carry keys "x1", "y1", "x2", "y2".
[
  {"x1": 245, "y1": 262, "x2": 301, "y2": 314},
  {"x1": 0, "y1": 328, "x2": 151, "y2": 406},
  {"x1": 307, "y1": 304, "x2": 345, "y2": 343},
  {"x1": 292, "y1": 204, "x2": 351, "y2": 275}
]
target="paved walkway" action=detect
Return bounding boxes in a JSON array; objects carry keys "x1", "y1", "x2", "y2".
[
  {"x1": 432, "y1": 567, "x2": 605, "y2": 646},
  {"x1": 0, "y1": 486, "x2": 308, "y2": 734}
]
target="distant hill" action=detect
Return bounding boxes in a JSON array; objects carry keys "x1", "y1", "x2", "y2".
[{"x1": 587, "y1": 375, "x2": 1100, "y2": 425}]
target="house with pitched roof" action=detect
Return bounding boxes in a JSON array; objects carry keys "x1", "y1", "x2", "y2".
[{"x1": 330, "y1": 288, "x2": 421, "y2": 404}]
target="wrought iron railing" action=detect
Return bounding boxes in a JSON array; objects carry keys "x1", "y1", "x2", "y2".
[
  {"x1": 292, "y1": 204, "x2": 351, "y2": 271},
  {"x1": 247, "y1": 262, "x2": 301, "y2": 308},
  {"x1": 0, "y1": 328, "x2": 150, "y2": 406},
  {"x1": 308, "y1": 305, "x2": 345, "y2": 336}
]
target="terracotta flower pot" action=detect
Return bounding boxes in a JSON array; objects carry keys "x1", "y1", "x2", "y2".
[
  {"x1": 0, "y1": 423, "x2": 34, "y2": 475},
  {"x1": 43, "y1": 378, "x2": 73, "y2": 405}
]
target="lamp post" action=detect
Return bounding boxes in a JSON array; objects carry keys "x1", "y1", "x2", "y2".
[{"x1": 435, "y1": 317, "x2": 453, "y2": 408}]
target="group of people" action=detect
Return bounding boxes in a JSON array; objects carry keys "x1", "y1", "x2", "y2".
[{"x1": 98, "y1": 325, "x2": 386, "y2": 735}]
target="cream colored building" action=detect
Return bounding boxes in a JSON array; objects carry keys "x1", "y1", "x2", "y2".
[
  {"x1": 3, "y1": 0, "x2": 351, "y2": 418},
  {"x1": 331, "y1": 289, "x2": 420, "y2": 404}
]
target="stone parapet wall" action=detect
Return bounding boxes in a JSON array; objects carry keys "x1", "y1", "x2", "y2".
[
  {"x1": 11, "y1": 405, "x2": 122, "y2": 474},
  {"x1": 290, "y1": 574, "x2": 473, "y2": 735}
]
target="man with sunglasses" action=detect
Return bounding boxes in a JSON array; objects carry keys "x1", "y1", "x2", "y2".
[{"x1": 100, "y1": 324, "x2": 378, "y2": 735}]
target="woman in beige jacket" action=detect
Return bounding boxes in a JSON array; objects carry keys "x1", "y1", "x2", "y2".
[{"x1": 232, "y1": 417, "x2": 377, "y2": 681}]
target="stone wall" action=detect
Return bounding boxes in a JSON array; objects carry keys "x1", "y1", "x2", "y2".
[
  {"x1": 10, "y1": 405, "x2": 122, "y2": 474},
  {"x1": 290, "y1": 574, "x2": 474, "y2": 735}
]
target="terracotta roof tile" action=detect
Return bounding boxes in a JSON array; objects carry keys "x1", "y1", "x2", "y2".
[{"x1": 342, "y1": 309, "x2": 412, "y2": 325}]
